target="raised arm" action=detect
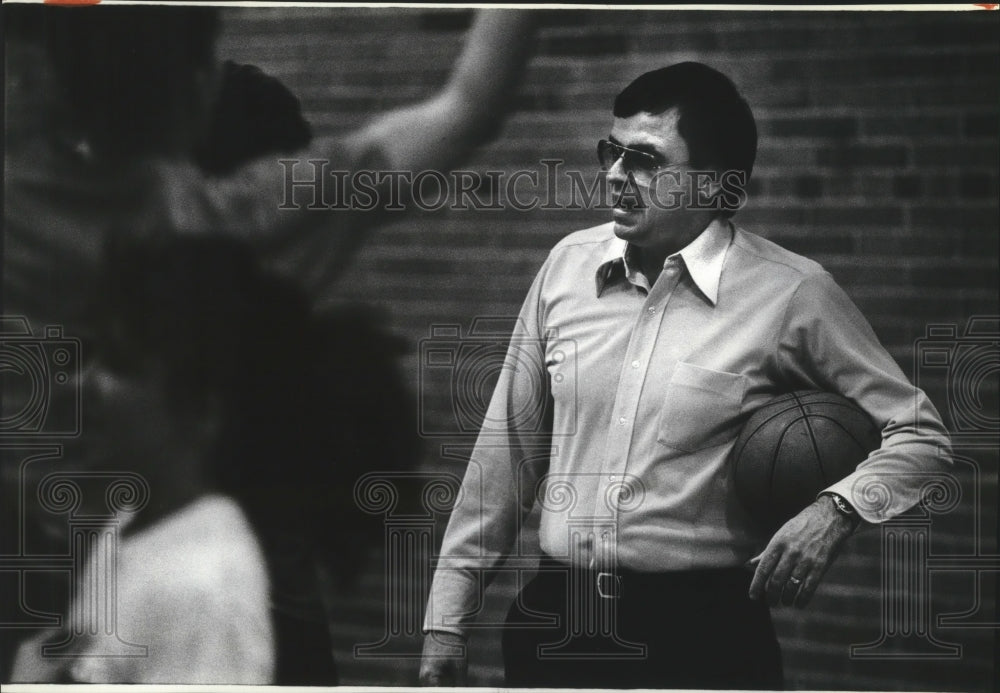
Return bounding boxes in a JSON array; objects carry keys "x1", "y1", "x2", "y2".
[
  {"x1": 354, "y1": 9, "x2": 537, "y2": 173},
  {"x1": 185, "y1": 9, "x2": 537, "y2": 295}
]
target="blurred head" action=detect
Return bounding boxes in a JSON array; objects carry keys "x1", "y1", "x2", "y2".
[
  {"x1": 79, "y1": 347, "x2": 218, "y2": 507},
  {"x1": 605, "y1": 63, "x2": 756, "y2": 254},
  {"x1": 93, "y1": 233, "x2": 305, "y2": 472},
  {"x1": 92, "y1": 234, "x2": 417, "y2": 583},
  {"x1": 44, "y1": 5, "x2": 221, "y2": 160},
  {"x1": 84, "y1": 235, "x2": 272, "y2": 506}
]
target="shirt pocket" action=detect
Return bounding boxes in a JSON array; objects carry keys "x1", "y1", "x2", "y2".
[{"x1": 656, "y1": 362, "x2": 747, "y2": 453}]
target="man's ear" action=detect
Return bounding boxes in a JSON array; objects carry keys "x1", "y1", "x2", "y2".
[{"x1": 692, "y1": 169, "x2": 724, "y2": 211}]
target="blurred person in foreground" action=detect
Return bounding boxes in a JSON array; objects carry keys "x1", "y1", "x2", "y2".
[
  {"x1": 2, "y1": 3, "x2": 535, "y2": 683},
  {"x1": 419, "y1": 62, "x2": 953, "y2": 689},
  {"x1": 11, "y1": 234, "x2": 413, "y2": 683},
  {"x1": 4, "y1": 4, "x2": 535, "y2": 335}
]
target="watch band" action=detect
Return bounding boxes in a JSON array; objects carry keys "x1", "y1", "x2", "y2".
[{"x1": 823, "y1": 492, "x2": 861, "y2": 529}]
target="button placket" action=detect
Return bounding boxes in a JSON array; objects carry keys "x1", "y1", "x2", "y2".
[
  {"x1": 598, "y1": 277, "x2": 678, "y2": 533},
  {"x1": 605, "y1": 268, "x2": 684, "y2": 533}
]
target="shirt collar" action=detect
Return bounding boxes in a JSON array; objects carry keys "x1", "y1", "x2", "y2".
[{"x1": 595, "y1": 218, "x2": 733, "y2": 305}]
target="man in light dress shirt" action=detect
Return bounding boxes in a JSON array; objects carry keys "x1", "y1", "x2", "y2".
[{"x1": 419, "y1": 62, "x2": 952, "y2": 688}]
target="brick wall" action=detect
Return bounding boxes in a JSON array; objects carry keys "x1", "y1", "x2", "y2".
[{"x1": 217, "y1": 7, "x2": 999, "y2": 690}]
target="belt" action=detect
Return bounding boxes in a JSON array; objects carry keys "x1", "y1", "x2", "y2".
[
  {"x1": 537, "y1": 555, "x2": 750, "y2": 602},
  {"x1": 596, "y1": 571, "x2": 622, "y2": 599}
]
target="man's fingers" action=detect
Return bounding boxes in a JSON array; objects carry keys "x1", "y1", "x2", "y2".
[
  {"x1": 765, "y1": 551, "x2": 798, "y2": 606},
  {"x1": 782, "y1": 567, "x2": 810, "y2": 607},
  {"x1": 793, "y1": 549, "x2": 834, "y2": 608},
  {"x1": 751, "y1": 503, "x2": 852, "y2": 608},
  {"x1": 792, "y1": 572, "x2": 818, "y2": 608},
  {"x1": 419, "y1": 663, "x2": 455, "y2": 687},
  {"x1": 748, "y1": 546, "x2": 779, "y2": 600},
  {"x1": 420, "y1": 631, "x2": 467, "y2": 686}
]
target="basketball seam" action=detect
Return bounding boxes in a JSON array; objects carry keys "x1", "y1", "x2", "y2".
[
  {"x1": 808, "y1": 416, "x2": 876, "y2": 459},
  {"x1": 738, "y1": 391, "x2": 877, "y2": 530},
  {"x1": 766, "y1": 422, "x2": 800, "y2": 525},
  {"x1": 736, "y1": 396, "x2": 805, "y2": 512},
  {"x1": 792, "y1": 391, "x2": 827, "y2": 486}
]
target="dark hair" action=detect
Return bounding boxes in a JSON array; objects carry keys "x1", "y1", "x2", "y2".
[
  {"x1": 44, "y1": 5, "x2": 220, "y2": 158},
  {"x1": 613, "y1": 62, "x2": 757, "y2": 217},
  {"x1": 194, "y1": 61, "x2": 313, "y2": 175},
  {"x1": 98, "y1": 234, "x2": 417, "y2": 585}
]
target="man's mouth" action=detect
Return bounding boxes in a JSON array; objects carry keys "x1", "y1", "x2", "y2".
[
  {"x1": 612, "y1": 209, "x2": 638, "y2": 230},
  {"x1": 613, "y1": 195, "x2": 640, "y2": 221},
  {"x1": 612, "y1": 188, "x2": 642, "y2": 214}
]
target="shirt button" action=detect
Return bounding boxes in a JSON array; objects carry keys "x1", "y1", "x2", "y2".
[
  {"x1": 631, "y1": 360, "x2": 640, "y2": 369},
  {"x1": 647, "y1": 307, "x2": 656, "y2": 314},
  {"x1": 618, "y1": 416, "x2": 627, "y2": 425},
  {"x1": 601, "y1": 531, "x2": 610, "y2": 540}
]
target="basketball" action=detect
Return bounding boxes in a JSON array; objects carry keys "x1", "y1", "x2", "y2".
[{"x1": 730, "y1": 391, "x2": 880, "y2": 531}]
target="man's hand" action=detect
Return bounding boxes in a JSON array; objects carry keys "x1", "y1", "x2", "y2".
[
  {"x1": 419, "y1": 630, "x2": 468, "y2": 686},
  {"x1": 748, "y1": 496, "x2": 856, "y2": 607}
]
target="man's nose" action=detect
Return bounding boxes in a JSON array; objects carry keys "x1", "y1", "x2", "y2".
[{"x1": 605, "y1": 154, "x2": 629, "y2": 188}]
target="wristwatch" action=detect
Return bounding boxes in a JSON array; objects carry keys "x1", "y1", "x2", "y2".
[{"x1": 822, "y1": 492, "x2": 861, "y2": 531}]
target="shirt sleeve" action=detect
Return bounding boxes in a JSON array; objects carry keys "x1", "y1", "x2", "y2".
[
  {"x1": 775, "y1": 271, "x2": 953, "y2": 524},
  {"x1": 423, "y1": 257, "x2": 554, "y2": 637}
]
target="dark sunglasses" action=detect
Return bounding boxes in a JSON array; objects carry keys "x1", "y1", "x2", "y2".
[{"x1": 597, "y1": 138, "x2": 688, "y2": 175}]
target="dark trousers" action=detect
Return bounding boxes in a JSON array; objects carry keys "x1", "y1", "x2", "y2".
[{"x1": 502, "y1": 562, "x2": 783, "y2": 689}]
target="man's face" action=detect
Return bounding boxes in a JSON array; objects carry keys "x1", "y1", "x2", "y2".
[{"x1": 607, "y1": 108, "x2": 715, "y2": 256}]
